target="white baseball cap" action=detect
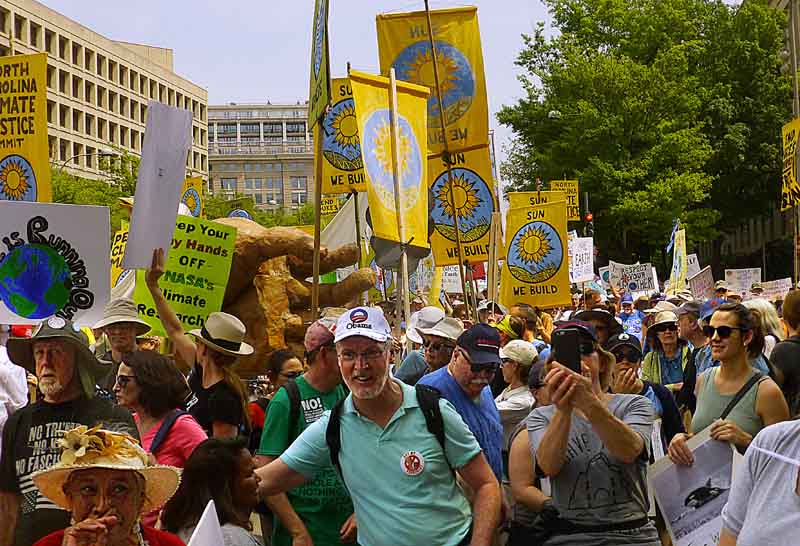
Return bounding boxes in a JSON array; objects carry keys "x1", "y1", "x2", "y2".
[
  {"x1": 499, "y1": 340, "x2": 538, "y2": 366},
  {"x1": 334, "y1": 307, "x2": 392, "y2": 344}
]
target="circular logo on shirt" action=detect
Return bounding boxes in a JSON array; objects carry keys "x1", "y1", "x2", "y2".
[{"x1": 400, "y1": 451, "x2": 425, "y2": 476}]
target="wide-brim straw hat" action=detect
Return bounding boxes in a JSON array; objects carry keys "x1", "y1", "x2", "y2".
[
  {"x1": 32, "y1": 425, "x2": 180, "y2": 513},
  {"x1": 92, "y1": 297, "x2": 151, "y2": 337},
  {"x1": 189, "y1": 312, "x2": 254, "y2": 357}
]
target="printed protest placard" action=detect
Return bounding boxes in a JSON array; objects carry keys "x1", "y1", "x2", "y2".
[
  {"x1": 568, "y1": 237, "x2": 594, "y2": 283},
  {"x1": 0, "y1": 202, "x2": 109, "y2": 325},
  {"x1": 110, "y1": 228, "x2": 130, "y2": 288},
  {"x1": 621, "y1": 263, "x2": 655, "y2": 293},
  {"x1": 607, "y1": 260, "x2": 630, "y2": 288},
  {"x1": 549, "y1": 180, "x2": 580, "y2": 220},
  {"x1": 599, "y1": 266, "x2": 610, "y2": 288},
  {"x1": 133, "y1": 217, "x2": 235, "y2": 336},
  {"x1": 181, "y1": 177, "x2": 205, "y2": 218},
  {"x1": 725, "y1": 268, "x2": 761, "y2": 299},
  {"x1": 442, "y1": 265, "x2": 463, "y2": 294},
  {"x1": 762, "y1": 278, "x2": 792, "y2": 301},
  {"x1": 688, "y1": 266, "x2": 714, "y2": 301}
]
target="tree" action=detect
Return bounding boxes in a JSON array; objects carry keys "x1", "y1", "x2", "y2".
[
  {"x1": 498, "y1": 0, "x2": 791, "y2": 270},
  {"x1": 51, "y1": 168, "x2": 128, "y2": 238}
]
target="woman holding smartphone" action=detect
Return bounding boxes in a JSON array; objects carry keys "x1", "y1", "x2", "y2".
[{"x1": 526, "y1": 321, "x2": 659, "y2": 546}]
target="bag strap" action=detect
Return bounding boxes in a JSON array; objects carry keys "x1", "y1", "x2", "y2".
[
  {"x1": 719, "y1": 373, "x2": 765, "y2": 421},
  {"x1": 279, "y1": 380, "x2": 302, "y2": 443},
  {"x1": 415, "y1": 384, "x2": 447, "y2": 455},
  {"x1": 149, "y1": 409, "x2": 188, "y2": 455},
  {"x1": 325, "y1": 398, "x2": 346, "y2": 483}
]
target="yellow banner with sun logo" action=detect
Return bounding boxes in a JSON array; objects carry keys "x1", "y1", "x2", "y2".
[
  {"x1": 180, "y1": 177, "x2": 205, "y2": 218},
  {"x1": 350, "y1": 70, "x2": 430, "y2": 247},
  {"x1": 377, "y1": 7, "x2": 488, "y2": 156},
  {"x1": 508, "y1": 191, "x2": 567, "y2": 209},
  {"x1": 0, "y1": 53, "x2": 51, "y2": 202},
  {"x1": 429, "y1": 146, "x2": 497, "y2": 265},
  {"x1": 500, "y1": 202, "x2": 572, "y2": 309},
  {"x1": 318, "y1": 78, "x2": 367, "y2": 194}
]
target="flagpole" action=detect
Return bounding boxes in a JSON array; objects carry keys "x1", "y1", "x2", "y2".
[
  {"x1": 424, "y1": 0, "x2": 473, "y2": 321},
  {"x1": 389, "y1": 68, "x2": 413, "y2": 351},
  {"x1": 312, "y1": 117, "x2": 325, "y2": 317}
]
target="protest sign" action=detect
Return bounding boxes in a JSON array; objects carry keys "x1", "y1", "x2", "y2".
[
  {"x1": 649, "y1": 428, "x2": 735, "y2": 546},
  {"x1": 688, "y1": 266, "x2": 714, "y2": 301},
  {"x1": 307, "y1": 0, "x2": 330, "y2": 127},
  {"x1": 781, "y1": 117, "x2": 800, "y2": 211},
  {"x1": 181, "y1": 177, "x2": 205, "y2": 218},
  {"x1": 598, "y1": 266, "x2": 610, "y2": 288},
  {"x1": 620, "y1": 263, "x2": 655, "y2": 293},
  {"x1": 187, "y1": 500, "x2": 225, "y2": 546},
  {"x1": 442, "y1": 265, "x2": 463, "y2": 294},
  {"x1": 0, "y1": 53, "x2": 51, "y2": 203},
  {"x1": 508, "y1": 191, "x2": 567, "y2": 209},
  {"x1": 762, "y1": 278, "x2": 792, "y2": 301},
  {"x1": 110, "y1": 228, "x2": 130, "y2": 288},
  {"x1": 668, "y1": 229, "x2": 688, "y2": 294},
  {"x1": 320, "y1": 197, "x2": 339, "y2": 216},
  {"x1": 318, "y1": 78, "x2": 366, "y2": 193},
  {"x1": 568, "y1": 237, "x2": 593, "y2": 283},
  {"x1": 133, "y1": 217, "x2": 235, "y2": 336},
  {"x1": 0, "y1": 202, "x2": 109, "y2": 325},
  {"x1": 500, "y1": 202, "x2": 571, "y2": 308},
  {"x1": 687, "y1": 253, "x2": 701, "y2": 278},
  {"x1": 123, "y1": 102, "x2": 193, "y2": 269},
  {"x1": 549, "y1": 180, "x2": 580, "y2": 220},
  {"x1": 724, "y1": 268, "x2": 761, "y2": 299},
  {"x1": 607, "y1": 260, "x2": 630, "y2": 288}
]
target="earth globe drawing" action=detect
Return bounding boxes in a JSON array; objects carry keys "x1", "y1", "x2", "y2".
[
  {"x1": 508, "y1": 221, "x2": 563, "y2": 284},
  {"x1": 431, "y1": 168, "x2": 494, "y2": 243},
  {"x1": 312, "y1": 0, "x2": 326, "y2": 78},
  {"x1": 362, "y1": 109, "x2": 422, "y2": 211},
  {"x1": 0, "y1": 154, "x2": 37, "y2": 201},
  {"x1": 0, "y1": 244, "x2": 71, "y2": 319},
  {"x1": 393, "y1": 40, "x2": 475, "y2": 128},
  {"x1": 323, "y1": 98, "x2": 363, "y2": 171},
  {"x1": 182, "y1": 188, "x2": 202, "y2": 217},
  {"x1": 227, "y1": 209, "x2": 252, "y2": 220}
]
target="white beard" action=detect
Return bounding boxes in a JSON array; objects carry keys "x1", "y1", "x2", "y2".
[
  {"x1": 39, "y1": 377, "x2": 65, "y2": 397},
  {"x1": 344, "y1": 368, "x2": 389, "y2": 400}
]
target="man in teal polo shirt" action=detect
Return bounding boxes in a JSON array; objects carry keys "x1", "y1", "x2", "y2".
[{"x1": 256, "y1": 306, "x2": 501, "y2": 546}]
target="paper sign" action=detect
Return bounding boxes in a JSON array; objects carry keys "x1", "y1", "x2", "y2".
[
  {"x1": 668, "y1": 229, "x2": 688, "y2": 294},
  {"x1": 321, "y1": 197, "x2": 339, "y2": 216},
  {"x1": 621, "y1": 263, "x2": 655, "y2": 293},
  {"x1": 687, "y1": 253, "x2": 701, "y2": 279},
  {"x1": 0, "y1": 202, "x2": 109, "y2": 326},
  {"x1": 724, "y1": 268, "x2": 761, "y2": 299},
  {"x1": 568, "y1": 237, "x2": 594, "y2": 283},
  {"x1": 688, "y1": 266, "x2": 714, "y2": 300},
  {"x1": 598, "y1": 266, "x2": 610, "y2": 288},
  {"x1": 122, "y1": 102, "x2": 193, "y2": 269},
  {"x1": 761, "y1": 278, "x2": 792, "y2": 301},
  {"x1": 549, "y1": 180, "x2": 580, "y2": 220},
  {"x1": 133, "y1": 217, "x2": 235, "y2": 336},
  {"x1": 607, "y1": 260, "x2": 630, "y2": 288},
  {"x1": 442, "y1": 265, "x2": 463, "y2": 294},
  {"x1": 508, "y1": 191, "x2": 567, "y2": 210},
  {"x1": 187, "y1": 500, "x2": 226, "y2": 546}
]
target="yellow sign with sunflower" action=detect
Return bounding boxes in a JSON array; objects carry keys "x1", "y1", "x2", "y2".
[
  {"x1": 180, "y1": 177, "x2": 205, "y2": 218},
  {"x1": 429, "y1": 146, "x2": 498, "y2": 265},
  {"x1": 318, "y1": 78, "x2": 367, "y2": 194},
  {"x1": 500, "y1": 202, "x2": 571, "y2": 309},
  {"x1": 349, "y1": 70, "x2": 429, "y2": 247},
  {"x1": 377, "y1": 7, "x2": 489, "y2": 156},
  {"x1": 508, "y1": 191, "x2": 567, "y2": 209},
  {"x1": 0, "y1": 53, "x2": 50, "y2": 202}
]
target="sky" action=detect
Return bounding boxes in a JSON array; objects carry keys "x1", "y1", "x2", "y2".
[{"x1": 39, "y1": 0, "x2": 552, "y2": 176}]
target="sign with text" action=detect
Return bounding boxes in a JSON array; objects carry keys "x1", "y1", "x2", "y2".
[
  {"x1": 133, "y1": 217, "x2": 235, "y2": 336},
  {"x1": 621, "y1": 263, "x2": 656, "y2": 293},
  {"x1": 181, "y1": 177, "x2": 205, "y2": 218},
  {"x1": 0, "y1": 53, "x2": 51, "y2": 202},
  {"x1": 762, "y1": 278, "x2": 792, "y2": 302},
  {"x1": 549, "y1": 180, "x2": 580, "y2": 220},
  {"x1": 320, "y1": 197, "x2": 339, "y2": 216},
  {"x1": 110, "y1": 228, "x2": 130, "y2": 288},
  {"x1": 508, "y1": 191, "x2": 567, "y2": 210},
  {"x1": 318, "y1": 78, "x2": 366, "y2": 194},
  {"x1": 568, "y1": 237, "x2": 593, "y2": 283},
  {"x1": 688, "y1": 266, "x2": 714, "y2": 301},
  {"x1": 0, "y1": 202, "x2": 109, "y2": 325},
  {"x1": 781, "y1": 118, "x2": 800, "y2": 211},
  {"x1": 724, "y1": 268, "x2": 761, "y2": 299}
]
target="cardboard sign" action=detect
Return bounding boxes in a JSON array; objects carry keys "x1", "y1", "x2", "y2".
[
  {"x1": 549, "y1": 180, "x2": 580, "y2": 220},
  {"x1": 724, "y1": 268, "x2": 761, "y2": 299},
  {"x1": 568, "y1": 237, "x2": 594, "y2": 283},
  {"x1": 688, "y1": 266, "x2": 714, "y2": 301},
  {"x1": 133, "y1": 217, "x2": 235, "y2": 336},
  {"x1": 621, "y1": 263, "x2": 656, "y2": 293},
  {"x1": 687, "y1": 253, "x2": 701, "y2": 279},
  {"x1": 110, "y1": 228, "x2": 130, "y2": 288},
  {"x1": 442, "y1": 265, "x2": 463, "y2": 294},
  {"x1": 0, "y1": 202, "x2": 109, "y2": 325},
  {"x1": 761, "y1": 278, "x2": 792, "y2": 301}
]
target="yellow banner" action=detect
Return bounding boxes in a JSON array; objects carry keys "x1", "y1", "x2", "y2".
[
  {"x1": 500, "y1": 202, "x2": 571, "y2": 308},
  {"x1": 508, "y1": 191, "x2": 567, "y2": 210},
  {"x1": 110, "y1": 228, "x2": 129, "y2": 288},
  {"x1": 376, "y1": 7, "x2": 488, "y2": 156},
  {"x1": 429, "y1": 146, "x2": 496, "y2": 265},
  {"x1": 668, "y1": 228, "x2": 688, "y2": 294},
  {"x1": 350, "y1": 70, "x2": 429, "y2": 247},
  {"x1": 308, "y1": 0, "x2": 331, "y2": 127},
  {"x1": 181, "y1": 177, "x2": 205, "y2": 218},
  {"x1": 0, "y1": 53, "x2": 51, "y2": 202},
  {"x1": 321, "y1": 196, "x2": 339, "y2": 215},
  {"x1": 549, "y1": 180, "x2": 580, "y2": 220},
  {"x1": 318, "y1": 78, "x2": 367, "y2": 194},
  {"x1": 429, "y1": 265, "x2": 444, "y2": 310},
  {"x1": 782, "y1": 118, "x2": 800, "y2": 211}
]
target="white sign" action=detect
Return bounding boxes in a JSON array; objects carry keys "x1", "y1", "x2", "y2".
[
  {"x1": 598, "y1": 266, "x2": 610, "y2": 289},
  {"x1": 724, "y1": 268, "x2": 761, "y2": 299},
  {"x1": 187, "y1": 500, "x2": 226, "y2": 546},
  {"x1": 687, "y1": 253, "x2": 701, "y2": 278},
  {"x1": 621, "y1": 263, "x2": 656, "y2": 293},
  {"x1": 607, "y1": 260, "x2": 631, "y2": 288},
  {"x1": 568, "y1": 237, "x2": 594, "y2": 283},
  {"x1": 441, "y1": 265, "x2": 463, "y2": 294},
  {"x1": 761, "y1": 278, "x2": 792, "y2": 301},
  {"x1": 0, "y1": 202, "x2": 110, "y2": 326},
  {"x1": 122, "y1": 101, "x2": 193, "y2": 269},
  {"x1": 688, "y1": 266, "x2": 715, "y2": 301}
]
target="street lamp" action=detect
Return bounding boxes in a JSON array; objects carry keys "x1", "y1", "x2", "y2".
[{"x1": 55, "y1": 148, "x2": 120, "y2": 175}]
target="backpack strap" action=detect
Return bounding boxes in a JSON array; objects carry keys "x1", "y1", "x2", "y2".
[
  {"x1": 415, "y1": 384, "x2": 447, "y2": 454},
  {"x1": 149, "y1": 410, "x2": 188, "y2": 455},
  {"x1": 325, "y1": 397, "x2": 346, "y2": 483},
  {"x1": 280, "y1": 380, "x2": 302, "y2": 443},
  {"x1": 719, "y1": 373, "x2": 765, "y2": 421}
]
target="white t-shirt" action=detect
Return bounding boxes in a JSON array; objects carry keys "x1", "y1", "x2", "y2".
[{"x1": 0, "y1": 345, "x2": 29, "y2": 454}]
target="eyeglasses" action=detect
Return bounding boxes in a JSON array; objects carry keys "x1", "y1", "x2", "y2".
[
  {"x1": 114, "y1": 374, "x2": 136, "y2": 388},
  {"x1": 653, "y1": 324, "x2": 678, "y2": 334},
  {"x1": 612, "y1": 349, "x2": 641, "y2": 363},
  {"x1": 459, "y1": 350, "x2": 499, "y2": 375},
  {"x1": 423, "y1": 339, "x2": 456, "y2": 354},
  {"x1": 337, "y1": 349, "x2": 385, "y2": 364},
  {"x1": 702, "y1": 325, "x2": 746, "y2": 339}
]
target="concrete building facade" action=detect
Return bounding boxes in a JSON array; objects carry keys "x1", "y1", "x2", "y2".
[
  {"x1": 0, "y1": 0, "x2": 208, "y2": 180},
  {"x1": 207, "y1": 102, "x2": 314, "y2": 211}
]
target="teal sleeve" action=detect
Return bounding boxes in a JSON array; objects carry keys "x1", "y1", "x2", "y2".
[
  {"x1": 256, "y1": 390, "x2": 292, "y2": 457},
  {"x1": 279, "y1": 411, "x2": 333, "y2": 478},
  {"x1": 439, "y1": 398, "x2": 482, "y2": 468}
]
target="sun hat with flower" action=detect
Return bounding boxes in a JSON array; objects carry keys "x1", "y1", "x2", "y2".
[{"x1": 32, "y1": 425, "x2": 180, "y2": 512}]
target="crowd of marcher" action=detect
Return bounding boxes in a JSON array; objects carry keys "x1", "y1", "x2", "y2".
[{"x1": 2, "y1": 244, "x2": 800, "y2": 546}]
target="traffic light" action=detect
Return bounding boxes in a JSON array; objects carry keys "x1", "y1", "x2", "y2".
[{"x1": 584, "y1": 211, "x2": 594, "y2": 237}]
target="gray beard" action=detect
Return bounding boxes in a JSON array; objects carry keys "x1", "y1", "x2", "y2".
[{"x1": 39, "y1": 377, "x2": 65, "y2": 397}]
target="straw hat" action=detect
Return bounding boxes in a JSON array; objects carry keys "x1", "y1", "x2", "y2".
[
  {"x1": 417, "y1": 317, "x2": 464, "y2": 342},
  {"x1": 32, "y1": 425, "x2": 180, "y2": 513},
  {"x1": 189, "y1": 312, "x2": 254, "y2": 357},
  {"x1": 407, "y1": 306, "x2": 446, "y2": 344},
  {"x1": 92, "y1": 298, "x2": 151, "y2": 336}
]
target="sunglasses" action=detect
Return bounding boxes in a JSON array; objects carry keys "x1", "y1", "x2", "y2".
[
  {"x1": 653, "y1": 324, "x2": 678, "y2": 334},
  {"x1": 459, "y1": 349, "x2": 499, "y2": 375},
  {"x1": 423, "y1": 339, "x2": 456, "y2": 353},
  {"x1": 612, "y1": 349, "x2": 641, "y2": 363},
  {"x1": 702, "y1": 325, "x2": 746, "y2": 339}
]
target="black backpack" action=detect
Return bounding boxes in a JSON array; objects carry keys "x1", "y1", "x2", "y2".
[{"x1": 325, "y1": 384, "x2": 448, "y2": 484}]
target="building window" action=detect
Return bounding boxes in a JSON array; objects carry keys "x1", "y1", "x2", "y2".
[
  {"x1": 286, "y1": 122, "x2": 305, "y2": 133},
  {"x1": 254, "y1": 194, "x2": 263, "y2": 205},
  {"x1": 264, "y1": 123, "x2": 282, "y2": 134},
  {"x1": 266, "y1": 192, "x2": 283, "y2": 205},
  {"x1": 291, "y1": 193, "x2": 307, "y2": 205},
  {"x1": 245, "y1": 179, "x2": 253, "y2": 190},
  {"x1": 221, "y1": 178, "x2": 236, "y2": 190},
  {"x1": 241, "y1": 123, "x2": 259, "y2": 133},
  {"x1": 218, "y1": 124, "x2": 236, "y2": 134},
  {"x1": 290, "y1": 177, "x2": 307, "y2": 191}
]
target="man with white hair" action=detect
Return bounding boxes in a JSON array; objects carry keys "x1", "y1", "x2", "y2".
[{"x1": 256, "y1": 307, "x2": 500, "y2": 546}]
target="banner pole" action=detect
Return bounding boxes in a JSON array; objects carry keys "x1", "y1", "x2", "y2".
[
  {"x1": 311, "y1": 113, "x2": 326, "y2": 318},
  {"x1": 389, "y1": 68, "x2": 413, "y2": 352},
  {"x1": 424, "y1": 0, "x2": 473, "y2": 321},
  {"x1": 486, "y1": 212, "x2": 500, "y2": 304}
]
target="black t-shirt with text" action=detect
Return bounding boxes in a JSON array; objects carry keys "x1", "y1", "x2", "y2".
[
  {"x1": 0, "y1": 396, "x2": 138, "y2": 546},
  {"x1": 186, "y1": 363, "x2": 244, "y2": 435}
]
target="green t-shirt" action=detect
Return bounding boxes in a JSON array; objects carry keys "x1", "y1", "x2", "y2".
[{"x1": 257, "y1": 376, "x2": 353, "y2": 546}]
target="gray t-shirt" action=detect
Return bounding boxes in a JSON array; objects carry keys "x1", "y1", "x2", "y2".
[
  {"x1": 721, "y1": 420, "x2": 800, "y2": 545},
  {"x1": 526, "y1": 394, "x2": 659, "y2": 546}
]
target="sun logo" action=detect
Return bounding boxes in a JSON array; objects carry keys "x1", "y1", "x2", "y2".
[
  {"x1": 184, "y1": 193, "x2": 197, "y2": 210},
  {"x1": 0, "y1": 158, "x2": 30, "y2": 200},
  {"x1": 437, "y1": 173, "x2": 480, "y2": 220},
  {"x1": 332, "y1": 104, "x2": 359, "y2": 148},
  {"x1": 516, "y1": 225, "x2": 553, "y2": 264},
  {"x1": 371, "y1": 119, "x2": 411, "y2": 177},
  {"x1": 406, "y1": 47, "x2": 460, "y2": 99}
]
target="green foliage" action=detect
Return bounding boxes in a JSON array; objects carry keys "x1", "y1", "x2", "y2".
[
  {"x1": 50, "y1": 168, "x2": 128, "y2": 237},
  {"x1": 204, "y1": 194, "x2": 325, "y2": 229},
  {"x1": 98, "y1": 147, "x2": 140, "y2": 196},
  {"x1": 498, "y1": 0, "x2": 792, "y2": 268}
]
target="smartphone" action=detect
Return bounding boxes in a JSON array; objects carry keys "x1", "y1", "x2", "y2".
[{"x1": 551, "y1": 329, "x2": 582, "y2": 373}]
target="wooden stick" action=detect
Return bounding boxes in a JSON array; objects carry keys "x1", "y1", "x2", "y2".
[{"x1": 311, "y1": 114, "x2": 325, "y2": 318}]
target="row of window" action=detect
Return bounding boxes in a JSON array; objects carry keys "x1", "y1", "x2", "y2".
[
  {"x1": 208, "y1": 108, "x2": 306, "y2": 120},
  {"x1": 218, "y1": 176, "x2": 307, "y2": 191},
  {"x1": 212, "y1": 162, "x2": 310, "y2": 172},
  {"x1": 213, "y1": 122, "x2": 306, "y2": 134},
  {"x1": 48, "y1": 135, "x2": 206, "y2": 172}
]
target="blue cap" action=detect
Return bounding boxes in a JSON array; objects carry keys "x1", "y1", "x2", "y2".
[
  {"x1": 456, "y1": 324, "x2": 502, "y2": 365},
  {"x1": 699, "y1": 301, "x2": 716, "y2": 322},
  {"x1": 621, "y1": 293, "x2": 634, "y2": 305}
]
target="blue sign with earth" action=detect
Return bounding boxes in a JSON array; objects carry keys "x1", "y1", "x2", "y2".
[{"x1": 0, "y1": 244, "x2": 71, "y2": 319}]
